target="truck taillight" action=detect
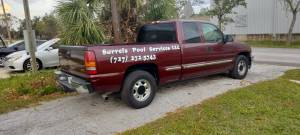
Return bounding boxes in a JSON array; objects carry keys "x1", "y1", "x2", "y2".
[{"x1": 84, "y1": 51, "x2": 97, "y2": 75}]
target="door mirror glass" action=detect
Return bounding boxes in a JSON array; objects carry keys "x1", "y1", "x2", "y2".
[{"x1": 224, "y1": 35, "x2": 234, "y2": 43}]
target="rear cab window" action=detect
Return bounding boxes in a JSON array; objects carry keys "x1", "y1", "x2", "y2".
[{"x1": 137, "y1": 22, "x2": 177, "y2": 43}]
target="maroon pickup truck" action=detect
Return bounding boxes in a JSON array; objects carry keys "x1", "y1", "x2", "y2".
[{"x1": 57, "y1": 20, "x2": 252, "y2": 109}]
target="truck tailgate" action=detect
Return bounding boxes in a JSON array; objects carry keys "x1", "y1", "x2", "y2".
[{"x1": 59, "y1": 46, "x2": 87, "y2": 76}]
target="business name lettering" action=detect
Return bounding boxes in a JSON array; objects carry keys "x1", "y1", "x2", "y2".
[{"x1": 103, "y1": 45, "x2": 180, "y2": 64}]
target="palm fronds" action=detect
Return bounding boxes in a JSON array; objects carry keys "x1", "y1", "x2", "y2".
[{"x1": 56, "y1": 0, "x2": 105, "y2": 45}]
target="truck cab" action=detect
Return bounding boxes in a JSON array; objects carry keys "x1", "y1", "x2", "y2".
[{"x1": 57, "y1": 20, "x2": 252, "y2": 109}]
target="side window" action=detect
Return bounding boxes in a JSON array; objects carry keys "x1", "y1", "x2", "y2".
[
  {"x1": 51, "y1": 43, "x2": 59, "y2": 49},
  {"x1": 182, "y1": 22, "x2": 201, "y2": 43},
  {"x1": 137, "y1": 23, "x2": 177, "y2": 43},
  {"x1": 202, "y1": 23, "x2": 223, "y2": 43}
]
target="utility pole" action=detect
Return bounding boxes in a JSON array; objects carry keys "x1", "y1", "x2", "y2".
[
  {"x1": 1, "y1": 0, "x2": 11, "y2": 45},
  {"x1": 23, "y1": 0, "x2": 37, "y2": 72},
  {"x1": 110, "y1": 0, "x2": 121, "y2": 43}
]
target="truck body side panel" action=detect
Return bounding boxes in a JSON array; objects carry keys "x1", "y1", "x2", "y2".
[{"x1": 89, "y1": 43, "x2": 182, "y2": 92}]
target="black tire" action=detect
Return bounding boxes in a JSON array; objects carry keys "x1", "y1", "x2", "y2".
[
  {"x1": 229, "y1": 55, "x2": 249, "y2": 79},
  {"x1": 23, "y1": 59, "x2": 42, "y2": 71},
  {"x1": 121, "y1": 70, "x2": 157, "y2": 109}
]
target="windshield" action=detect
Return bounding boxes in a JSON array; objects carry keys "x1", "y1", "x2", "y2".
[
  {"x1": 37, "y1": 38, "x2": 60, "y2": 50},
  {"x1": 8, "y1": 40, "x2": 23, "y2": 47},
  {"x1": 8, "y1": 40, "x2": 46, "y2": 50}
]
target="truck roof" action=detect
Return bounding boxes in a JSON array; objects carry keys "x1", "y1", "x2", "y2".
[{"x1": 149, "y1": 19, "x2": 211, "y2": 24}]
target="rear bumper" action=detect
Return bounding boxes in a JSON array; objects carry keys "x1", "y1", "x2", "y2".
[{"x1": 55, "y1": 70, "x2": 94, "y2": 93}]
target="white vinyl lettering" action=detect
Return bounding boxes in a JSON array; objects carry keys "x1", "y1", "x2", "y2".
[{"x1": 104, "y1": 45, "x2": 180, "y2": 64}]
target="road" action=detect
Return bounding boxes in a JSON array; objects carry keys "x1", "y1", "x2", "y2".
[
  {"x1": 253, "y1": 48, "x2": 300, "y2": 67},
  {"x1": 0, "y1": 64, "x2": 293, "y2": 135},
  {"x1": 0, "y1": 68, "x2": 9, "y2": 79}
]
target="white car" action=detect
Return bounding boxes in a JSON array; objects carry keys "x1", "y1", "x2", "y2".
[{"x1": 4, "y1": 38, "x2": 60, "y2": 71}]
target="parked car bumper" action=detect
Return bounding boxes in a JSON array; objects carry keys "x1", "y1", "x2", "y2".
[
  {"x1": 3, "y1": 58, "x2": 25, "y2": 71},
  {"x1": 55, "y1": 70, "x2": 94, "y2": 93}
]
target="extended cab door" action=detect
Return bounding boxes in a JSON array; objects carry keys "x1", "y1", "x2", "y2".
[
  {"x1": 181, "y1": 21, "x2": 211, "y2": 79},
  {"x1": 200, "y1": 23, "x2": 236, "y2": 72}
]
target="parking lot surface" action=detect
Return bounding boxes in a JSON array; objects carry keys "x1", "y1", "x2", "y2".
[{"x1": 0, "y1": 64, "x2": 294, "y2": 135}]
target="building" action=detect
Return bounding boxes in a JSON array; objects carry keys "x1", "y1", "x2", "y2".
[
  {"x1": 210, "y1": 0, "x2": 300, "y2": 41},
  {"x1": 180, "y1": 0, "x2": 194, "y2": 19}
]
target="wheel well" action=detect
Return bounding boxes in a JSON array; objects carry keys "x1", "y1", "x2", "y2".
[
  {"x1": 124, "y1": 63, "x2": 159, "y2": 85},
  {"x1": 238, "y1": 52, "x2": 252, "y2": 66}
]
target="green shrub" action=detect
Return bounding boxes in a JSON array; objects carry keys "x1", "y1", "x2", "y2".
[
  {"x1": 38, "y1": 86, "x2": 60, "y2": 96},
  {"x1": 16, "y1": 87, "x2": 31, "y2": 96}
]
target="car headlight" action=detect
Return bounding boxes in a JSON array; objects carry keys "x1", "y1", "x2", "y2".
[{"x1": 7, "y1": 54, "x2": 23, "y2": 61}]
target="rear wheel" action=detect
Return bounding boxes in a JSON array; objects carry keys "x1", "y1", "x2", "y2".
[
  {"x1": 23, "y1": 59, "x2": 42, "y2": 71},
  {"x1": 229, "y1": 55, "x2": 249, "y2": 79},
  {"x1": 121, "y1": 70, "x2": 157, "y2": 109}
]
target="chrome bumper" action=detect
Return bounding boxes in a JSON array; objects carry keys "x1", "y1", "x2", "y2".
[{"x1": 55, "y1": 70, "x2": 93, "y2": 94}]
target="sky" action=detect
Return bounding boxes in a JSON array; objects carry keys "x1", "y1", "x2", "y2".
[
  {"x1": 3, "y1": 0, "x2": 210, "y2": 19},
  {"x1": 5, "y1": 0, "x2": 58, "y2": 19}
]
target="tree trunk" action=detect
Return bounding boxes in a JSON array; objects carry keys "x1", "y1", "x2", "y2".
[
  {"x1": 218, "y1": 15, "x2": 222, "y2": 30},
  {"x1": 1, "y1": 0, "x2": 12, "y2": 45},
  {"x1": 287, "y1": 13, "x2": 297, "y2": 45},
  {"x1": 110, "y1": 0, "x2": 121, "y2": 43}
]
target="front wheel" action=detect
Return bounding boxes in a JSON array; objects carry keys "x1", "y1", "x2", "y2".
[
  {"x1": 23, "y1": 59, "x2": 42, "y2": 71},
  {"x1": 121, "y1": 70, "x2": 157, "y2": 109},
  {"x1": 229, "y1": 55, "x2": 249, "y2": 79}
]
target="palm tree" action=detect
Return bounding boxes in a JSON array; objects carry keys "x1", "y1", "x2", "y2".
[
  {"x1": 144, "y1": 0, "x2": 177, "y2": 21},
  {"x1": 56, "y1": 0, "x2": 105, "y2": 45},
  {"x1": 111, "y1": 0, "x2": 121, "y2": 43},
  {"x1": 117, "y1": 0, "x2": 144, "y2": 42}
]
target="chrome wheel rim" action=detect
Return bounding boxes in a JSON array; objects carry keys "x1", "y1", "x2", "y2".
[
  {"x1": 26, "y1": 61, "x2": 39, "y2": 70},
  {"x1": 238, "y1": 60, "x2": 247, "y2": 76},
  {"x1": 132, "y1": 79, "x2": 151, "y2": 102}
]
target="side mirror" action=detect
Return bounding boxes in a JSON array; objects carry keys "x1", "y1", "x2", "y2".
[
  {"x1": 14, "y1": 47, "x2": 18, "y2": 51},
  {"x1": 224, "y1": 35, "x2": 234, "y2": 43}
]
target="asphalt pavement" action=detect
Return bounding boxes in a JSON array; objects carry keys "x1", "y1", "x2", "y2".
[
  {"x1": 253, "y1": 47, "x2": 300, "y2": 67},
  {"x1": 0, "y1": 68, "x2": 9, "y2": 79},
  {"x1": 0, "y1": 64, "x2": 293, "y2": 135},
  {"x1": 0, "y1": 47, "x2": 299, "y2": 135}
]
